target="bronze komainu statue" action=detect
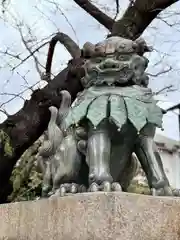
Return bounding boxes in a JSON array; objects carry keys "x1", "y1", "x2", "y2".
[{"x1": 37, "y1": 36, "x2": 173, "y2": 197}]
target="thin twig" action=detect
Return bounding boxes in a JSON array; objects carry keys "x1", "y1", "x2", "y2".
[
  {"x1": 0, "y1": 92, "x2": 25, "y2": 101},
  {"x1": 114, "y1": 0, "x2": 119, "y2": 20},
  {"x1": 0, "y1": 81, "x2": 41, "y2": 109},
  {"x1": 44, "y1": 0, "x2": 79, "y2": 43},
  {"x1": 154, "y1": 84, "x2": 173, "y2": 95},
  {"x1": 147, "y1": 66, "x2": 172, "y2": 77},
  {"x1": 0, "y1": 108, "x2": 9, "y2": 117},
  {"x1": 12, "y1": 41, "x2": 49, "y2": 71},
  {"x1": 17, "y1": 24, "x2": 43, "y2": 78}
]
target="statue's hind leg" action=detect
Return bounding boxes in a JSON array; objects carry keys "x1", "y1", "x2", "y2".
[{"x1": 134, "y1": 123, "x2": 173, "y2": 196}]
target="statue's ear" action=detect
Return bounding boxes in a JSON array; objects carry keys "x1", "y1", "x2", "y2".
[
  {"x1": 143, "y1": 56, "x2": 149, "y2": 69},
  {"x1": 81, "y1": 49, "x2": 90, "y2": 59},
  {"x1": 134, "y1": 37, "x2": 153, "y2": 55},
  {"x1": 82, "y1": 42, "x2": 95, "y2": 58}
]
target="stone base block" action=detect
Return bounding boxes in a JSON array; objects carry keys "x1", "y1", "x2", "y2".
[{"x1": 1, "y1": 192, "x2": 180, "y2": 239}]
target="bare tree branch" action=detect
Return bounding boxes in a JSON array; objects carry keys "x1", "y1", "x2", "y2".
[
  {"x1": 0, "y1": 14, "x2": 51, "y2": 73},
  {"x1": 1, "y1": 39, "x2": 52, "y2": 72},
  {"x1": 165, "y1": 103, "x2": 180, "y2": 112},
  {"x1": 0, "y1": 93, "x2": 25, "y2": 101},
  {"x1": 74, "y1": 0, "x2": 115, "y2": 31},
  {"x1": 17, "y1": 25, "x2": 44, "y2": 78},
  {"x1": 11, "y1": 41, "x2": 49, "y2": 71},
  {"x1": 0, "y1": 49, "x2": 21, "y2": 60},
  {"x1": 43, "y1": 0, "x2": 79, "y2": 43},
  {"x1": 73, "y1": 0, "x2": 179, "y2": 40},
  {"x1": 0, "y1": 108, "x2": 9, "y2": 117},
  {"x1": 0, "y1": 81, "x2": 41, "y2": 109},
  {"x1": 147, "y1": 66, "x2": 172, "y2": 77},
  {"x1": 111, "y1": 0, "x2": 179, "y2": 39},
  {"x1": 43, "y1": 32, "x2": 81, "y2": 81},
  {"x1": 154, "y1": 84, "x2": 174, "y2": 95},
  {"x1": 1, "y1": 0, "x2": 9, "y2": 13},
  {"x1": 114, "y1": 0, "x2": 120, "y2": 20}
]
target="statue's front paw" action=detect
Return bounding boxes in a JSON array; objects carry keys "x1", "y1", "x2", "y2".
[
  {"x1": 172, "y1": 188, "x2": 180, "y2": 196},
  {"x1": 50, "y1": 183, "x2": 87, "y2": 197},
  {"x1": 88, "y1": 181, "x2": 122, "y2": 193},
  {"x1": 151, "y1": 186, "x2": 173, "y2": 197}
]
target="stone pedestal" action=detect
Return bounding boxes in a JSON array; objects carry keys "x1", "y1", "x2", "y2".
[{"x1": 1, "y1": 192, "x2": 180, "y2": 239}]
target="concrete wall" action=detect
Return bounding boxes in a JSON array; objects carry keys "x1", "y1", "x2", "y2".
[{"x1": 1, "y1": 192, "x2": 180, "y2": 240}]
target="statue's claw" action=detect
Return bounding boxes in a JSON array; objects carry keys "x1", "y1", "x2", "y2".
[
  {"x1": 50, "y1": 185, "x2": 66, "y2": 197},
  {"x1": 172, "y1": 188, "x2": 180, "y2": 197},
  {"x1": 164, "y1": 186, "x2": 173, "y2": 196},
  {"x1": 101, "y1": 181, "x2": 111, "y2": 192},
  {"x1": 48, "y1": 190, "x2": 56, "y2": 197},
  {"x1": 89, "y1": 183, "x2": 99, "y2": 192},
  {"x1": 78, "y1": 184, "x2": 87, "y2": 193},
  {"x1": 50, "y1": 183, "x2": 87, "y2": 197},
  {"x1": 151, "y1": 186, "x2": 173, "y2": 197},
  {"x1": 88, "y1": 181, "x2": 122, "y2": 193},
  {"x1": 111, "y1": 182, "x2": 122, "y2": 191},
  {"x1": 60, "y1": 185, "x2": 66, "y2": 197},
  {"x1": 70, "y1": 183, "x2": 78, "y2": 194}
]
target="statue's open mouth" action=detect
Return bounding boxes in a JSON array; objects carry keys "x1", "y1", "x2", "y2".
[{"x1": 92, "y1": 63, "x2": 134, "y2": 84}]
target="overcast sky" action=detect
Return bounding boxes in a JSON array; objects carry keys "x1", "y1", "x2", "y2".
[{"x1": 0, "y1": 0, "x2": 180, "y2": 140}]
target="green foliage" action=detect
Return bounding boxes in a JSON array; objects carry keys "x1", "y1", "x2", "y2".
[
  {"x1": 8, "y1": 139, "x2": 43, "y2": 202},
  {"x1": 0, "y1": 130, "x2": 14, "y2": 157},
  {"x1": 127, "y1": 180, "x2": 150, "y2": 195},
  {"x1": 9, "y1": 164, "x2": 43, "y2": 202}
]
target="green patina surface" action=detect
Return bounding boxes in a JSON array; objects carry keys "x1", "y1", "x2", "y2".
[
  {"x1": 0, "y1": 130, "x2": 14, "y2": 157},
  {"x1": 64, "y1": 86, "x2": 163, "y2": 131}
]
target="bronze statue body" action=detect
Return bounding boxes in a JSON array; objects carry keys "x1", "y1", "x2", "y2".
[{"x1": 38, "y1": 36, "x2": 173, "y2": 197}]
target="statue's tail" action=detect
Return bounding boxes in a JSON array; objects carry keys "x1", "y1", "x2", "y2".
[
  {"x1": 57, "y1": 90, "x2": 71, "y2": 128},
  {"x1": 36, "y1": 91, "x2": 72, "y2": 175}
]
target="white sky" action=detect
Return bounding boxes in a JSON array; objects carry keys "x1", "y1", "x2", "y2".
[{"x1": 0, "y1": 0, "x2": 180, "y2": 140}]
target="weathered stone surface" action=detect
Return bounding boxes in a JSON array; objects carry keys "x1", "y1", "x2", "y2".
[{"x1": 1, "y1": 192, "x2": 180, "y2": 240}]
